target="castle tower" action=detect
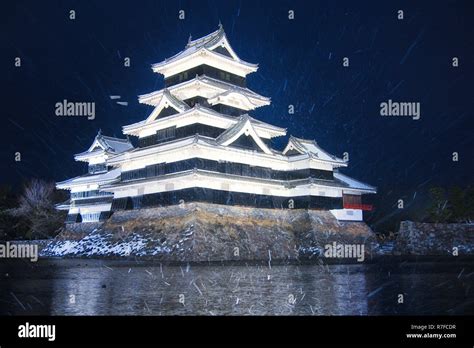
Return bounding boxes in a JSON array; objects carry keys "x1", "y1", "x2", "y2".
[{"x1": 57, "y1": 25, "x2": 375, "y2": 223}]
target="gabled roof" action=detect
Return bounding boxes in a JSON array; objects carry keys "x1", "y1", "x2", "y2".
[
  {"x1": 144, "y1": 89, "x2": 190, "y2": 124},
  {"x1": 74, "y1": 131, "x2": 134, "y2": 161},
  {"x1": 151, "y1": 25, "x2": 258, "y2": 77},
  {"x1": 216, "y1": 114, "x2": 273, "y2": 154},
  {"x1": 243, "y1": 114, "x2": 286, "y2": 135},
  {"x1": 186, "y1": 23, "x2": 240, "y2": 60},
  {"x1": 186, "y1": 25, "x2": 224, "y2": 48},
  {"x1": 282, "y1": 136, "x2": 346, "y2": 164}
]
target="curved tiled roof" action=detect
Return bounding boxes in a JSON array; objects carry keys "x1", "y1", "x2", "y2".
[
  {"x1": 74, "y1": 131, "x2": 134, "y2": 158},
  {"x1": 152, "y1": 25, "x2": 258, "y2": 69},
  {"x1": 285, "y1": 136, "x2": 345, "y2": 163}
]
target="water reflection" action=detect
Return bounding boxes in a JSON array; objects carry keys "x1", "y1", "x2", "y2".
[{"x1": 0, "y1": 259, "x2": 472, "y2": 315}]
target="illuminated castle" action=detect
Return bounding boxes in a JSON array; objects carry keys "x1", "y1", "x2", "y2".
[{"x1": 57, "y1": 25, "x2": 376, "y2": 223}]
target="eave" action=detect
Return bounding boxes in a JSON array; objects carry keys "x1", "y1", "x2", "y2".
[
  {"x1": 56, "y1": 169, "x2": 121, "y2": 190},
  {"x1": 138, "y1": 75, "x2": 270, "y2": 109},
  {"x1": 100, "y1": 169, "x2": 371, "y2": 198},
  {"x1": 283, "y1": 136, "x2": 347, "y2": 165},
  {"x1": 152, "y1": 47, "x2": 258, "y2": 78},
  {"x1": 106, "y1": 134, "x2": 348, "y2": 169},
  {"x1": 334, "y1": 172, "x2": 377, "y2": 194},
  {"x1": 122, "y1": 106, "x2": 286, "y2": 139}
]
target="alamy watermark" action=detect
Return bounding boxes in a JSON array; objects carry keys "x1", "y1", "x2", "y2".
[
  {"x1": 18, "y1": 322, "x2": 55, "y2": 341},
  {"x1": 0, "y1": 242, "x2": 38, "y2": 262},
  {"x1": 380, "y1": 99, "x2": 420, "y2": 120},
  {"x1": 55, "y1": 99, "x2": 95, "y2": 120},
  {"x1": 324, "y1": 242, "x2": 365, "y2": 262}
]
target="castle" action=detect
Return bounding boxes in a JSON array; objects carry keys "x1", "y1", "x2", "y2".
[{"x1": 56, "y1": 25, "x2": 375, "y2": 223}]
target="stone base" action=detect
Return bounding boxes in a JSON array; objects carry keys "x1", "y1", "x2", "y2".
[
  {"x1": 394, "y1": 221, "x2": 474, "y2": 255},
  {"x1": 41, "y1": 202, "x2": 377, "y2": 261}
]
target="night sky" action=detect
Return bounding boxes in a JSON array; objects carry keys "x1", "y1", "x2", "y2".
[{"x1": 2, "y1": 0, "x2": 473, "y2": 229}]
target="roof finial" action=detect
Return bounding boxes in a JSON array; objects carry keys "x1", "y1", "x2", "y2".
[
  {"x1": 188, "y1": 33, "x2": 192, "y2": 43},
  {"x1": 98, "y1": 128, "x2": 102, "y2": 136},
  {"x1": 218, "y1": 20, "x2": 223, "y2": 30}
]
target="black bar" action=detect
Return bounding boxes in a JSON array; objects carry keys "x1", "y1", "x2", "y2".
[{"x1": 0, "y1": 316, "x2": 471, "y2": 346}]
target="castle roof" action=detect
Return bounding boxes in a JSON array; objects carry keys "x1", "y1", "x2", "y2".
[
  {"x1": 138, "y1": 75, "x2": 269, "y2": 107},
  {"x1": 74, "y1": 131, "x2": 133, "y2": 162},
  {"x1": 151, "y1": 25, "x2": 258, "y2": 77},
  {"x1": 283, "y1": 136, "x2": 346, "y2": 164}
]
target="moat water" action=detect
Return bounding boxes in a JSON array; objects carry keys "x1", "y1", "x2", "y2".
[{"x1": 0, "y1": 259, "x2": 473, "y2": 315}]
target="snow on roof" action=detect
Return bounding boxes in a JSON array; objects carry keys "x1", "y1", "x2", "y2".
[
  {"x1": 101, "y1": 168, "x2": 349, "y2": 192},
  {"x1": 215, "y1": 115, "x2": 250, "y2": 144},
  {"x1": 57, "y1": 168, "x2": 121, "y2": 189},
  {"x1": 216, "y1": 114, "x2": 273, "y2": 154},
  {"x1": 186, "y1": 25, "x2": 224, "y2": 49},
  {"x1": 123, "y1": 103, "x2": 224, "y2": 132},
  {"x1": 151, "y1": 25, "x2": 258, "y2": 70},
  {"x1": 98, "y1": 135, "x2": 134, "y2": 153},
  {"x1": 161, "y1": 88, "x2": 191, "y2": 111},
  {"x1": 245, "y1": 115, "x2": 286, "y2": 134},
  {"x1": 334, "y1": 172, "x2": 376, "y2": 192},
  {"x1": 122, "y1": 104, "x2": 285, "y2": 140},
  {"x1": 74, "y1": 131, "x2": 134, "y2": 159},
  {"x1": 284, "y1": 136, "x2": 346, "y2": 163},
  {"x1": 200, "y1": 75, "x2": 269, "y2": 100},
  {"x1": 138, "y1": 75, "x2": 270, "y2": 106},
  {"x1": 140, "y1": 89, "x2": 191, "y2": 124}
]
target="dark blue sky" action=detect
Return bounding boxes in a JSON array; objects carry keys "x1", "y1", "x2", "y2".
[{"x1": 2, "y1": 0, "x2": 473, "y2": 227}]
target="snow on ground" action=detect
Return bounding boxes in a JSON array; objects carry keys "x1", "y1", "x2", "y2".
[{"x1": 40, "y1": 231, "x2": 172, "y2": 258}]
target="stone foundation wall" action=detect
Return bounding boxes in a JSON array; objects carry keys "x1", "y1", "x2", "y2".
[
  {"x1": 40, "y1": 202, "x2": 376, "y2": 261},
  {"x1": 394, "y1": 221, "x2": 474, "y2": 255}
]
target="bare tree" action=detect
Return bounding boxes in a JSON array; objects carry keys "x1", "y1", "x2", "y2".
[{"x1": 8, "y1": 179, "x2": 65, "y2": 239}]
